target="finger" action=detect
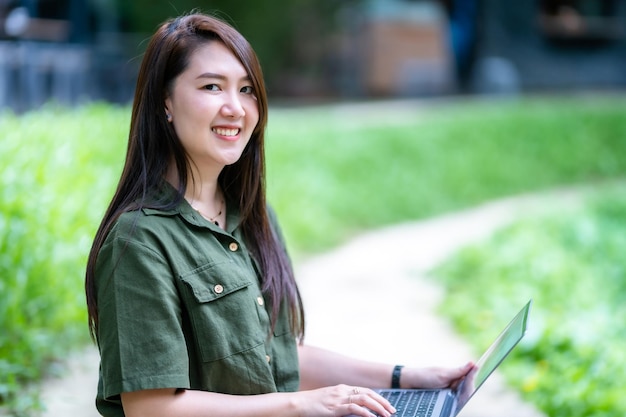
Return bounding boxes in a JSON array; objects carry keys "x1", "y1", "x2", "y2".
[
  {"x1": 450, "y1": 362, "x2": 476, "y2": 389},
  {"x1": 456, "y1": 362, "x2": 476, "y2": 380},
  {"x1": 360, "y1": 394, "x2": 396, "y2": 417},
  {"x1": 345, "y1": 399, "x2": 392, "y2": 417},
  {"x1": 346, "y1": 387, "x2": 385, "y2": 405},
  {"x1": 461, "y1": 362, "x2": 475, "y2": 374},
  {"x1": 346, "y1": 388, "x2": 396, "y2": 417},
  {"x1": 367, "y1": 389, "x2": 395, "y2": 410}
]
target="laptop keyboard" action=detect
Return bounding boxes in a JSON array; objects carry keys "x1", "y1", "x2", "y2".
[{"x1": 380, "y1": 390, "x2": 439, "y2": 417}]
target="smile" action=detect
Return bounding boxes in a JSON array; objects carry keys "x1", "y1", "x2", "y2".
[{"x1": 212, "y1": 127, "x2": 240, "y2": 137}]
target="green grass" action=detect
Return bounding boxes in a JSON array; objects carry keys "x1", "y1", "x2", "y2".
[
  {"x1": 1, "y1": 94, "x2": 625, "y2": 415},
  {"x1": 266, "y1": 95, "x2": 626, "y2": 254},
  {"x1": 432, "y1": 184, "x2": 626, "y2": 417}
]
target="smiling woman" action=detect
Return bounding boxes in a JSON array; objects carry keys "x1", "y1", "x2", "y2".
[
  {"x1": 164, "y1": 42, "x2": 259, "y2": 180},
  {"x1": 83, "y1": 12, "x2": 471, "y2": 417},
  {"x1": 163, "y1": 41, "x2": 260, "y2": 227}
]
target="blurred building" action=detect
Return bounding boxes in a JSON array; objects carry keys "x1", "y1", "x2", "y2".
[
  {"x1": 0, "y1": 0, "x2": 137, "y2": 112},
  {"x1": 2, "y1": 0, "x2": 626, "y2": 111},
  {"x1": 334, "y1": 0, "x2": 456, "y2": 97},
  {"x1": 470, "y1": 0, "x2": 626, "y2": 94},
  {"x1": 334, "y1": 0, "x2": 626, "y2": 97}
]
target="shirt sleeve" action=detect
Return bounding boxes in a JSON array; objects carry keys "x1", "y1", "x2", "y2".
[{"x1": 95, "y1": 229, "x2": 191, "y2": 399}]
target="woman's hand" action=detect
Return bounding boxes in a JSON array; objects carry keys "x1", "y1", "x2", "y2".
[
  {"x1": 400, "y1": 362, "x2": 475, "y2": 390},
  {"x1": 295, "y1": 384, "x2": 396, "y2": 417}
]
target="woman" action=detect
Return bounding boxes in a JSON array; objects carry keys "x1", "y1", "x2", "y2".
[{"x1": 85, "y1": 12, "x2": 472, "y2": 417}]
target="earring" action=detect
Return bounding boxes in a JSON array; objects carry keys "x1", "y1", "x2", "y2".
[{"x1": 166, "y1": 113, "x2": 172, "y2": 122}]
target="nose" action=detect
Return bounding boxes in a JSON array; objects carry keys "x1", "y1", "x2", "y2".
[{"x1": 221, "y1": 91, "x2": 245, "y2": 118}]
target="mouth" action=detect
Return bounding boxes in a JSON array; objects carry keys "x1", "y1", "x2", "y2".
[{"x1": 212, "y1": 127, "x2": 240, "y2": 137}]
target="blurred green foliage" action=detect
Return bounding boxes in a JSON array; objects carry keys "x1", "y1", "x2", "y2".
[
  {"x1": 0, "y1": 104, "x2": 128, "y2": 415},
  {"x1": 266, "y1": 96, "x2": 626, "y2": 253},
  {"x1": 433, "y1": 185, "x2": 626, "y2": 417},
  {"x1": 115, "y1": 0, "x2": 342, "y2": 95},
  {"x1": 0, "y1": 95, "x2": 625, "y2": 414}
]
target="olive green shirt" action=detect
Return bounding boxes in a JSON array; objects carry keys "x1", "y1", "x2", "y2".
[{"x1": 94, "y1": 189, "x2": 299, "y2": 416}]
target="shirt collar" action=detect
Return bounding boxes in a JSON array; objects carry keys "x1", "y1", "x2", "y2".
[{"x1": 141, "y1": 181, "x2": 242, "y2": 234}]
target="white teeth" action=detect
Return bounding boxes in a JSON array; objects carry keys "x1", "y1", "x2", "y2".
[{"x1": 213, "y1": 128, "x2": 239, "y2": 137}]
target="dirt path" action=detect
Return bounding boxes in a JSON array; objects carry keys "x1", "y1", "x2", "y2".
[{"x1": 39, "y1": 186, "x2": 593, "y2": 417}]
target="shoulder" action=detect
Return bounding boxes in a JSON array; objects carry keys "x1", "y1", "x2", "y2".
[
  {"x1": 108, "y1": 208, "x2": 168, "y2": 238},
  {"x1": 265, "y1": 203, "x2": 291, "y2": 251},
  {"x1": 266, "y1": 203, "x2": 280, "y2": 228},
  {"x1": 102, "y1": 205, "x2": 186, "y2": 255}
]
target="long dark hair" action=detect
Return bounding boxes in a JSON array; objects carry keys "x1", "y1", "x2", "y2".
[{"x1": 85, "y1": 13, "x2": 304, "y2": 341}]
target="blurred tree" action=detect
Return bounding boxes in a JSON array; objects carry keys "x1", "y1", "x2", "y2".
[{"x1": 115, "y1": 0, "x2": 344, "y2": 97}]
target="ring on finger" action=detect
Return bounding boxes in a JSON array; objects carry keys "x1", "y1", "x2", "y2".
[{"x1": 353, "y1": 387, "x2": 360, "y2": 395}]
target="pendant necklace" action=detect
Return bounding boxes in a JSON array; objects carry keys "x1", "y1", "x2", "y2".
[{"x1": 193, "y1": 198, "x2": 224, "y2": 227}]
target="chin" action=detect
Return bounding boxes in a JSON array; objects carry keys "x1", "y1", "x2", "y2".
[{"x1": 221, "y1": 154, "x2": 246, "y2": 167}]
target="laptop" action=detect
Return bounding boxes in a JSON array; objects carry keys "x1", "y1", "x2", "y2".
[{"x1": 365, "y1": 299, "x2": 532, "y2": 417}]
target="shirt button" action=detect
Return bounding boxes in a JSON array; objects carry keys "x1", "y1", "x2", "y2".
[
  {"x1": 228, "y1": 242, "x2": 239, "y2": 252},
  {"x1": 257, "y1": 297, "x2": 264, "y2": 306},
  {"x1": 266, "y1": 355, "x2": 271, "y2": 363},
  {"x1": 214, "y1": 284, "x2": 224, "y2": 294}
]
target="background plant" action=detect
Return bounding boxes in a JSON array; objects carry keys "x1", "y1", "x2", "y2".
[
  {"x1": 0, "y1": 104, "x2": 128, "y2": 415},
  {"x1": 432, "y1": 185, "x2": 626, "y2": 417},
  {"x1": 115, "y1": 0, "x2": 343, "y2": 96}
]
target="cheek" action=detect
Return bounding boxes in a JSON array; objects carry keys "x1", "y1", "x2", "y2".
[
  {"x1": 246, "y1": 103, "x2": 261, "y2": 129},
  {"x1": 172, "y1": 89, "x2": 208, "y2": 115},
  {"x1": 171, "y1": 123, "x2": 192, "y2": 150}
]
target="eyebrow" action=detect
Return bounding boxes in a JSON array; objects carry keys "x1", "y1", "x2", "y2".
[{"x1": 196, "y1": 72, "x2": 251, "y2": 82}]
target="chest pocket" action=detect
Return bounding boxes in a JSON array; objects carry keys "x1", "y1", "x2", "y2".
[{"x1": 179, "y1": 260, "x2": 266, "y2": 363}]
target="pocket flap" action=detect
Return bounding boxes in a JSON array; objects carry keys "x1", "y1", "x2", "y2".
[{"x1": 180, "y1": 260, "x2": 253, "y2": 303}]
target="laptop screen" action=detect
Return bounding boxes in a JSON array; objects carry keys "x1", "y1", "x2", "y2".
[{"x1": 454, "y1": 300, "x2": 532, "y2": 415}]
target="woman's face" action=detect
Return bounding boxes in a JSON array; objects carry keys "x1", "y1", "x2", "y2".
[{"x1": 164, "y1": 41, "x2": 260, "y2": 172}]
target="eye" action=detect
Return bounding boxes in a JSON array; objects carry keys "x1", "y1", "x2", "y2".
[
  {"x1": 240, "y1": 85, "x2": 255, "y2": 95},
  {"x1": 203, "y1": 84, "x2": 220, "y2": 91}
]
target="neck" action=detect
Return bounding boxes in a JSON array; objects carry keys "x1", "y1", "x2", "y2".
[
  {"x1": 165, "y1": 161, "x2": 226, "y2": 226},
  {"x1": 165, "y1": 159, "x2": 223, "y2": 203}
]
